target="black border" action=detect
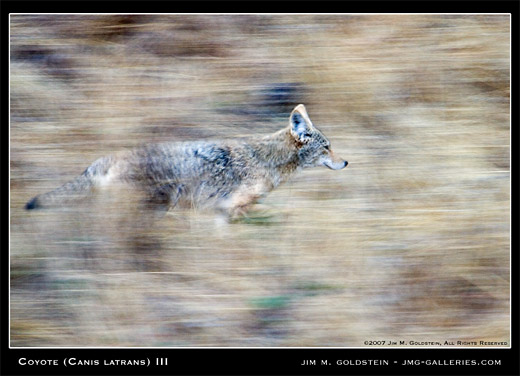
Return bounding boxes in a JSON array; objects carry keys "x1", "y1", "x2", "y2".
[
  {"x1": 3, "y1": 2, "x2": 518, "y2": 375},
  {"x1": 0, "y1": 1, "x2": 519, "y2": 14}
]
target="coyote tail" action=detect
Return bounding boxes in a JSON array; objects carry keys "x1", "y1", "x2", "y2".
[
  {"x1": 25, "y1": 173, "x2": 95, "y2": 210},
  {"x1": 25, "y1": 157, "x2": 110, "y2": 210}
]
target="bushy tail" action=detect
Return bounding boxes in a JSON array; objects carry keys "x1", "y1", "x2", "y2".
[
  {"x1": 25, "y1": 156, "x2": 113, "y2": 210},
  {"x1": 25, "y1": 173, "x2": 96, "y2": 210}
]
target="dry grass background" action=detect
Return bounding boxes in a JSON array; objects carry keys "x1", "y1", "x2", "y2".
[{"x1": 10, "y1": 14, "x2": 510, "y2": 347}]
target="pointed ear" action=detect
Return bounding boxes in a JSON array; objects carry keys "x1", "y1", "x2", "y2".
[{"x1": 290, "y1": 104, "x2": 312, "y2": 141}]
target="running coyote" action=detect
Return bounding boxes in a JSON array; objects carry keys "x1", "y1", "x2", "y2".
[{"x1": 26, "y1": 105, "x2": 347, "y2": 218}]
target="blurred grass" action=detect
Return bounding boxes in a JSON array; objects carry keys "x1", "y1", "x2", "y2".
[{"x1": 10, "y1": 14, "x2": 509, "y2": 347}]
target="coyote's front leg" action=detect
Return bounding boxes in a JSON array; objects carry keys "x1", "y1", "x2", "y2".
[
  {"x1": 225, "y1": 181, "x2": 272, "y2": 220},
  {"x1": 227, "y1": 193, "x2": 261, "y2": 220}
]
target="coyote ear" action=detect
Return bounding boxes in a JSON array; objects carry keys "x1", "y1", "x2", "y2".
[{"x1": 290, "y1": 105, "x2": 312, "y2": 141}]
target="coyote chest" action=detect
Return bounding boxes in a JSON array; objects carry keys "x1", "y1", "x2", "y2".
[{"x1": 26, "y1": 105, "x2": 347, "y2": 219}]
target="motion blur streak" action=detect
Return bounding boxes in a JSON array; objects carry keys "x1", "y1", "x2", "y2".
[{"x1": 10, "y1": 15, "x2": 509, "y2": 347}]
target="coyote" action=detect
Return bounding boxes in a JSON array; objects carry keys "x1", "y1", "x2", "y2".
[{"x1": 25, "y1": 104, "x2": 347, "y2": 218}]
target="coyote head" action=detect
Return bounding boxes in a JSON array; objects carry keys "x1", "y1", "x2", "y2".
[{"x1": 289, "y1": 104, "x2": 348, "y2": 170}]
